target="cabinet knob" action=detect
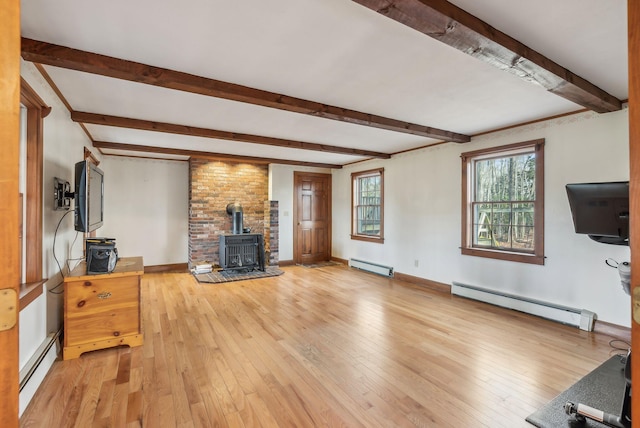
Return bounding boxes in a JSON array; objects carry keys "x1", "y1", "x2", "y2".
[
  {"x1": 113, "y1": 331, "x2": 120, "y2": 337},
  {"x1": 77, "y1": 300, "x2": 85, "y2": 308},
  {"x1": 83, "y1": 281, "x2": 92, "y2": 287}
]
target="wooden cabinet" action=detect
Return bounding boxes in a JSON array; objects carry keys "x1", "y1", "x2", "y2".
[{"x1": 63, "y1": 256, "x2": 144, "y2": 360}]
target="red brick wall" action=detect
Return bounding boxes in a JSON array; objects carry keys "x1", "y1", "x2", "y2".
[
  {"x1": 189, "y1": 159, "x2": 269, "y2": 267},
  {"x1": 264, "y1": 200, "x2": 279, "y2": 266}
]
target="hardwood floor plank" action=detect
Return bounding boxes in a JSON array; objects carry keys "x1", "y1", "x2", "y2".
[
  {"x1": 93, "y1": 379, "x2": 116, "y2": 423},
  {"x1": 190, "y1": 401, "x2": 211, "y2": 428},
  {"x1": 199, "y1": 389, "x2": 227, "y2": 427},
  {"x1": 157, "y1": 393, "x2": 177, "y2": 427},
  {"x1": 126, "y1": 390, "x2": 143, "y2": 424},
  {"x1": 115, "y1": 350, "x2": 132, "y2": 385},
  {"x1": 21, "y1": 266, "x2": 623, "y2": 427},
  {"x1": 109, "y1": 382, "x2": 130, "y2": 427},
  {"x1": 73, "y1": 363, "x2": 104, "y2": 426}
]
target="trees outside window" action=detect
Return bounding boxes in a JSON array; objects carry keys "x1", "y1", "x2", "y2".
[
  {"x1": 351, "y1": 168, "x2": 384, "y2": 243},
  {"x1": 461, "y1": 139, "x2": 544, "y2": 265}
]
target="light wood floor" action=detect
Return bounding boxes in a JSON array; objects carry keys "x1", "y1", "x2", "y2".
[{"x1": 21, "y1": 265, "x2": 623, "y2": 427}]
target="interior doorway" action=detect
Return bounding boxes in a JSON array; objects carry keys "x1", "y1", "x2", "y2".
[{"x1": 293, "y1": 172, "x2": 331, "y2": 265}]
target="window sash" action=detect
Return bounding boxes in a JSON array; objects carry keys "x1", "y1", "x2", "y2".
[
  {"x1": 471, "y1": 201, "x2": 535, "y2": 253},
  {"x1": 351, "y1": 168, "x2": 384, "y2": 242},
  {"x1": 355, "y1": 175, "x2": 381, "y2": 236}
]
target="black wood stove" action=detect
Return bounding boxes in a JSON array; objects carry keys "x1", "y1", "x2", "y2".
[{"x1": 219, "y1": 233, "x2": 265, "y2": 272}]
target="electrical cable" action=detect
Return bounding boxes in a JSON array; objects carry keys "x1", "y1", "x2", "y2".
[
  {"x1": 609, "y1": 338, "x2": 631, "y2": 357},
  {"x1": 47, "y1": 281, "x2": 64, "y2": 294},
  {"x1": 49, "y1": 211, "x2": 77, "y2": 295},
  {"x1": 52, "y1": 209, "x2": 74, "y2": 280},
  {"x1": 65, "y1": 231, "x2": 81, "y2": 270}
]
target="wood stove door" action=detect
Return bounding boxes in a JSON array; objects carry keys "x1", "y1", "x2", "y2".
[{"x1": 294, "y1": 172, "x2": 331, "y2": 265}]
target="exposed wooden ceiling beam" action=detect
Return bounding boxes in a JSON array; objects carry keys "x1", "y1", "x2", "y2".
[
  {"x1": 71, "y1": 111, "x2": 389, "y2": 159},
  {"x1": 352, "y1": 0, "x2": 622, "y2": 113},
  {"x1": 21, "y1": 38, "x2": 471, "y2": 143},
  {"x1": 92, "y1": 141, "x2": 343, "y2": 169}
]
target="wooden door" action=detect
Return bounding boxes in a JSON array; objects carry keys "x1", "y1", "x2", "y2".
[
  {"x1": 629, "y1": 0, "x2": 640, "y2": 422},
  {"x1": 0, "y1": 1, "x2": 21, "y2": 426},
  {"x1": 294, "y1": 172, "x2": 331, "y2": 265}
]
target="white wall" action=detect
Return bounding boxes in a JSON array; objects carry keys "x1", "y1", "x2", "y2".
[
  {"x1": 332, "y1": 108, "x2": 631, "y2": 327},
  {"x1": 100, "y1": 157, "x2": 189, "y2": 266},
  {"x1": 20, "y1": 61, "x2": 95, "y2": 414},
  {"x1": 269, "y1": 164, "x2": 331, "y2": 261}
]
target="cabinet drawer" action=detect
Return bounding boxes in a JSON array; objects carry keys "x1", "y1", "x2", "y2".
[
  {"x1": 65, "y1": 306, "x2": 139, "y2": 345},
  {"x1": 65, "y1": 275, "x2": 139, "y2": 317}
]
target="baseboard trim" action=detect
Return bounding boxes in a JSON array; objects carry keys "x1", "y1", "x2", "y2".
[
  {"x1": 593, "y1": 320, "x2": 631, "y2": 342},
  {"x1": 278, "y1": 260, "x2": 296, "y2": 267},
  {"x1": 144, "y1": 263, "x2": 189, "y2": 273},
  {"x1": 331, "y1": 256, "x2": 349, "y2": 265},
  {"x1": 394, "y1": 272, "x2": 451, "y2": 293},
  {"x1": 19, "y1": 328, "x2": 61, "y2": 392},
  {"x1": 19, "y1": 330, "x2": 60, "y2": 417}
]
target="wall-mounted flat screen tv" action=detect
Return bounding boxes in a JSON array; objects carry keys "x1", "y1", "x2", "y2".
[
  {"x1": 74, "y1": 160, "x2": 104, "y2": 233},
  {"x1": 566, "y1": 181, "x2": 629, "y2": 245}
]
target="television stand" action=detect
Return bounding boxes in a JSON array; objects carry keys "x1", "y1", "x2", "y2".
[{"x1": 63, "y1": 256, "x2": 144, "y2": 359}]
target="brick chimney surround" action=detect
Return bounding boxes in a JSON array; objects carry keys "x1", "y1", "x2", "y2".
[{"x1": 188, "y1": 158, "x2": 279, "y2": 268}]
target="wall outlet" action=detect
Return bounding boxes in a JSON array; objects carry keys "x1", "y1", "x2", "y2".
[{"x1": 414, "y1": 259, "x2": 419, "y2": 267}]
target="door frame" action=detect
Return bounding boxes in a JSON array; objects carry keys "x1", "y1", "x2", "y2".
[
  {"x1": 628, "y1": 0, "x2": 639, "y2": 420},
  {"x1": 292, "y1": 171, "x2": 332, "y2": 265},
  {"x1": 1, "y1": 1, "x2": 22, "y2": 426}
]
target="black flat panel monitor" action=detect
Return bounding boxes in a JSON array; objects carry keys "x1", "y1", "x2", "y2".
[
  {"x1": 566, "y1": 181, "x2": 629, "y2": 245},
  {"x1": 74, "y1": 160, "x2": 104, "y2": 232}
]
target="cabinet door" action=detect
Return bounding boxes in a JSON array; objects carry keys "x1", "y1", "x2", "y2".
[{"x1": 65, "y1": 276, "x2": 139, "y2": 345}]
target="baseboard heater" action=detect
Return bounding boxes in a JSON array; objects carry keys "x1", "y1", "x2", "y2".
[
  {"x1": 349, "y1": 258, "x2": 394, "y2": 277},
  {"x1": 451, "y1": 281, "x2": 596, "y2": 331},
  {"x1": 19, "y1": 329, "x2": 61, "y2": 392}
]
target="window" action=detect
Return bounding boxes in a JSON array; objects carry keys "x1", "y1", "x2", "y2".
[
  {"x1": 351, "y1": 168, "x2": 384, "y2": 243},
  {"x1": 19, "y1": 78, "x2": 50, "y2": 309},
  {"x1": 461, "y1": 139, "x2": 544, "y2": 265}
]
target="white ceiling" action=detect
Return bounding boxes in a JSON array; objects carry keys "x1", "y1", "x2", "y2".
[{"x1": 20, "y1": 0, "x2": 628, "y2": 167}]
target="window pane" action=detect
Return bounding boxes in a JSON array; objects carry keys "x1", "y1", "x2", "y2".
[
  {"x1": 357, "y1": 205, "x2": 380, "y2": 235},
  {"x1": 473, "y1": 203, "x2": 493, "y2": 246},
  {"x1": 475, "y1": 153, "x2": 536, "y2": 202},
  {"x1": 512, "y1": 202, "x2": 535, "y2": 250},
  {"x1": 491, "y1": 203, "x2": 512, "y2": 249}
]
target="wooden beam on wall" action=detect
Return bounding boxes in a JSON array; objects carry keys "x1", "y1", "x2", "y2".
[
  {"x1": 21, "y1": 38, "x2": 471, "y2": 143},
  {"x1": 72, "y1": 111, "x2": 390, "y2": 159},
  {"x1": 92, "y1": 141, "x2": 344, "y2": 169},
  {"x1": 353, "y1": 0, "x2": 622, "y2": 113}
]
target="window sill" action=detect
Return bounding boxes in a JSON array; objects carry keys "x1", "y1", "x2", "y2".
[
  {"x1": 20, "y1": 278, "x2": 47, "y2": 311},
  {"x1": 461, "y1": 247, "x2": 544, "y2": 265},
  {"x1": 351, "y1": 235, "x2": 384, "y2": 244}
]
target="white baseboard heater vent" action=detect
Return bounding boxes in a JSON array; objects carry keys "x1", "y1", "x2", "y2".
[
  {"x1": 349, "y1": 258, "x2": 394, "y2": 277},
  {"x1": 451, "y1": 281, "x2": 596, "y2": 331}
]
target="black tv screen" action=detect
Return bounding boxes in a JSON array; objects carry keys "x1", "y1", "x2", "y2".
[
  {"x1": 566, "y1": 181, "x2": 629, "y2": 245},
  {"x1": 74, "y1": 160, "x2": 104, "y2": 232}
]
